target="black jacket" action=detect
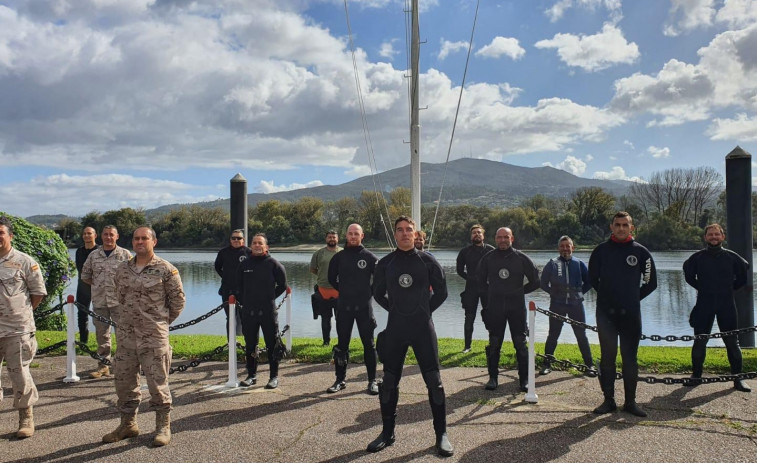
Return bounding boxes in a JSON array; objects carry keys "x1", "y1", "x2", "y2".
[
  {"x1": 215, "y1": 245, "x2": 251, "y2": 296},
  {"x1": 373, "y1": 248, "x2": 447, "y2": 318},
  {"x1": 236, "y1": 254, "x2": 287, "y2": 309},
  {"x1": 589, "y1": 238, "x2": 657, "y2": 312},
  {"x1": 327, "y1": 245, "x2": 377, "y2": 306},
  {"x1": 477, "y1": 247, "x2": 539, "y2": 300}
]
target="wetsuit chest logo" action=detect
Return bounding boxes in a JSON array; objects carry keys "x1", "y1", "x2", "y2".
[
  {"x1": 357, "y1": 259, "x2": 367, "y2": 269},
  {"x1": 239, "y1": 255, "x2": 247, "y2": 263},
  {"x1": 626, "y1": 255, "x2": 638, "y2": 266},
  {"x1": 498, "y1": 268, "x2": 510, "y2": 279},
  {"x1": 398, "y1": 274, "x2": 413, "y2": 288}
]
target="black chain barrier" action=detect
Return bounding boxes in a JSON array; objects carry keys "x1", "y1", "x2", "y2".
[
  {"x1": 36, "y1": 340, "x2": 67, "y2": 355},
  {"x1": 169, "y1": 304, "x2": 224, "y2": 331},
  {"x1": 74, "y1": 302, "x2": 117, "y2": 327},
  {"x1": 533, "y1": 304, "x2": 757, "y2": 341},
  {"x1": 75, "y1": 341, "x2": 113, "y2": 366},
  {"x1": 536, "y1": 353, "x2": 597, "y2": 376},
  {"x1": 169, "y1": 344, "x2": 229, "y2": 374},
  {"x1": 235, "y1": 325, "x2": 290, "y2": 357},
  {"x1": 35, "y1": 301, "x2": 67, "y2": 319}
]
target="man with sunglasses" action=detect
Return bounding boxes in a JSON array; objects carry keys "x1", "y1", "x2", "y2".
[{"x1": 214, "y1": 229, "x2": 250, "y2": 338}]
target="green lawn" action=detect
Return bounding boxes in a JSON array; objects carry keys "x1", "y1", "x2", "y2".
[{"x1": 35, "y1": 331, "x2": 757, "y2": 375}]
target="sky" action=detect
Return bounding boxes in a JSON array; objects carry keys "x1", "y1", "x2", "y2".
[{"x1": 2, "y1": 0, "x2": 757, "y2": 217}]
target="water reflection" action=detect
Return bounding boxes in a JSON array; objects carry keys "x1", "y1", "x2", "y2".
[{"x1": 65, "y1": 249, "x2": 755, "y2": 347}]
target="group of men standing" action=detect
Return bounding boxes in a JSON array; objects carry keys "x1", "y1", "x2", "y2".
[{"x1": 0, "y1": 211, "x2": 751, "y2": 453}]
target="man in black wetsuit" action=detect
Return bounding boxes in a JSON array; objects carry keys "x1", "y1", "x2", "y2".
[
  {"x1": 367, "y1": 216, "x2": 453, "y2": 457},
  {"x1": 326, "y1": 223, "x2": 379, "y2": 395},
  {"x1": 477, "y1": 227, "x2": 539, "y2": 392},
  {"x1": 214, "y1": 229, "x2": 250, "y2": 338},
  {"x1": 683, "y1": 223, "x2": 750, "y2": 392},
  {"x1": 75, "y1": 226, "x2": 97, "y2": 343},
  {"x1": 456, "y1": 224, "x2": 494, "y2": 353},
  {"x1": 235, "y1": 233, "x2": 287, "y2": 389},
  {"x1": 589, "y1": 211, "x2": 657, "y2": 417}
]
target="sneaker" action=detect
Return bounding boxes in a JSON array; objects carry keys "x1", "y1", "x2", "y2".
[
  {"x1": 327, "y1": 380, "x2": 346, "y2": 393},
  {"x1": 239, "y1": 375, "x2": 257, "y2": 387},
  {"x1": 539, "y1": 366, "x2": 552, "y2": 376},
  {"x1": 593, "y1": 398, "x2": 617, "y2": 414},
  {"x1": 734, "y1": 379, "x2": 752, "y2": 392},
  {"x1": 366, "y1": 431, "x2": 395, "y2": 453},
  {"x1": 462, "y1": 347, "x2": 471, "y2": 354},
  {"x1": 519, "y1": 382, "x2": 528, "y2": 392},
  {"x1": 367, "y1": 380, "x2": 379, "y2": 395},
  {"x1": 265, "y1": 377, "x2": 279, "y2": 389},
  {"x1": 435, "y1": 432, "x2": 454, "y2": 457},
  {"x1": 584, "y1": 367, "x2": 598, "y2": 378}
]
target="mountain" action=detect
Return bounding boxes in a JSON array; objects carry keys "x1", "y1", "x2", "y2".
[{"x1": 148, "y1": 158, "x2": 632, "y2": 216}]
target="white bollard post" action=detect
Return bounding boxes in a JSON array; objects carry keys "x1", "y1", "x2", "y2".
[
  {"x1": 285, "y1": 287, "x2": 292, "y2": 353},
  {"x1": 225, "y1": 296, "x2": 238, "y2": 388},
  {"x1": 63, "y1": 294, "x2": 80, "y2": 383},
  {"x1": 525, "y1": 301, "x2": 538, "y2": 403}
]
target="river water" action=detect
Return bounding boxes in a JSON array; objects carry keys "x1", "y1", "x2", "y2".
[{"x1": 65, "y1": 249, "x2": 757, "y2": 347}]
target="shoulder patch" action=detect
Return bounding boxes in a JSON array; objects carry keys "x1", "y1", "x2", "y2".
[
  {"x1": 171, "y1": 269, "x2": 179, "y2": 275},
  {"x1": 31, "y1": 264, "x2": 39, "y2": 271}
]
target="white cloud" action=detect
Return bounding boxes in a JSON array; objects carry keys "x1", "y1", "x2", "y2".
[
  {"x1": 585, "y1": 154, "x2": 594, "y2": 161},
  {"x1": 647, "y1": 145, "x2": 671, "y2": 158},
  {"x1": 623, "y1": 139, "x2": 635, "y2": 150},
  {"x1": 664, "y1": 0, "x2": 716, "y2": 36},
  {"x1": 0, "y1": 173, "x2": 218, "y2": 216},
  {"x1": 379, "y1": 40, "x2": 399, "y2": 59},
  {"x1": 715, "y1": 0, "x2": 757, "y2": 29},
  {"x1": 256, "y1": 179, "x2": 325, "y2": 194},
  {"x1": 545, "y1": 0, "x2": 622, "y2": 22},
  {"x1": 534, "y1": 23, "x2": 639, "y2": 71},
  {"x1": 592, "y1": 166, "x2": 644, "y2": 182},
  {"x1": 438, "y1": 39, "x2": 467, "y2": 60},
  {"x1": 542, "y1": 155, "x2": 587, "y2": 175},
  {"x1": 610, "y1": 23, "x2": 757, "y2": 125},
  {"x1": 707, "y1": 113, "x2": 757, "y2": 141},
  {"x1": 475, "y1": 37, "x2": 525, "y2": 60}
]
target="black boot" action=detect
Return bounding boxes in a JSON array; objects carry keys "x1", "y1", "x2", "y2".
[
  {"x1": 484, "y1": 342, "x2": 500, "y2": 390},
  {"x1": 734, "y1": 379, "x2": 752, "y2": 392},
  {"x1": 593, "y1": 397, "x2": 617, "y2": 414},
  {"x1": 429, "y1": 386, "x2": 453, "y2": 457},
  {"x1": 366, "y1": 383, "x2": 398, "y2": 453},
  {"x1": 622, "y1": 401, "x2": 647, "y2": 417},
  {"x1": 436, "y1": 433, "x2": 454, "y2": 457}
]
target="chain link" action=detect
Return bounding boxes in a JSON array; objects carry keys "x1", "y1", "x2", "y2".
[
  {"x1": 36, "y1": 340, "x2": 67, "y2": 355},
  {"x1": 169, "y1": 304, "x2": 224, "y2": 331},
  {"x1": 537, "y1": 353, "x2": 596, "y2": 375},
  {"x1": 169, "y1": 344, "x2": 228, "y2": 374},
  {"x1": 35, "y1": 302, "x2": 67, "y2": 319},
  {"x1": 74, "y1": 341, "x2": 113, "y2": 365},
  {"x1": 534, "y1": 304, "x2": 757, "y2": 341},
  {"x1": 75, "y1": 302, "x2": 118, "y2": 327}
]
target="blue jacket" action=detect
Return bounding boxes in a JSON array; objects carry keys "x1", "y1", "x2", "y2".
[{"x1": 540, "y1": 256, "x2": 591, "y2": 306}]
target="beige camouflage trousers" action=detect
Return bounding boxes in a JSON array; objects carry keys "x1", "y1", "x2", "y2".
[
  {"x1": 92, "y1": 306, "x2": 114, "y2": 365},
  {"x1": 0, "y1": 333, "x2": 39, "y2": 409},
  {"x1": 114, "y1": 344, "x2": 172, "y2": 414}
]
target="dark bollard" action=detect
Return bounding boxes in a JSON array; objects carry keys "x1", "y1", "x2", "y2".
[
  {"x1": 725, "y1": 146, "x2": 754, "y2": 347},
  {"x1": 230, "y1": 173, "x2": 248, "y2": 243}
]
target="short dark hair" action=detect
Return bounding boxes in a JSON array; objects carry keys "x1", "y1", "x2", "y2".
[
  {"x1": 134, "y1": 226, "x2": 156, "y2": 240},
  {"x1": 0, "y1": 217, "x2": 13, "y2": 235},
  {"x1": 103, "y1": 224, "x2": 118, "y2": 234},
  {"x1": 252, "y1": 233, "x2": 268, "y2": 245},
  {"x1": 394, "y1": 215, "x2": 416, "y2": 230},
  {"x1": 326, "y1": 230, "x2": 338, "y2": 236},
  {"x1": 470, "y1": 224, "x2": 484, "y2": 233},
  {"x1": 612, "y1": 211, "x2": 633, "y2": 224},
  {"x1": 231, "y1": 229, "x2": 245, "y2": 236}
]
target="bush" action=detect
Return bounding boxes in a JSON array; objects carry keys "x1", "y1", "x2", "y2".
[{"x1": 1, "y1": 211, "x2": 76, "y2": 330}]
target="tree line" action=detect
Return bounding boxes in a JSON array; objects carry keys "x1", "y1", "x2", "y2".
[{"x1": 57, "y1": 166, "x2": 757, "y2": 251}]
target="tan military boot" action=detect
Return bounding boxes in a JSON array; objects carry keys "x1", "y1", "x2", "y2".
[
  {"x1": 102, "y1": 413, "x2": 140, "y2": 443},
  {"x1": 152, "y1": 410, "x2": 171, "y2": 447},
  {"x1": 90, "y1": 365, "x2": 111, "y2": 379},
  {"x1": 16, "y1": 407, "x2": 34, "y2": 438}
]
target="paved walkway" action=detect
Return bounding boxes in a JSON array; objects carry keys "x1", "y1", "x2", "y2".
[{"x1": 1, "y1": 355, "x2": 755, "y2": 463}]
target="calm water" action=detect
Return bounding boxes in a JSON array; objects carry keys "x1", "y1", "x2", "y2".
[{"x1": 65, "y1": 249, "x2": 757, "y2": 347}]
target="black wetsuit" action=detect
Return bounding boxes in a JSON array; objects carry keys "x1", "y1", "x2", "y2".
[
  {"x1": 327, "y1": 245, "x2": 378, "y2": 382},
  {"x1": 589, "y1": 237, "x2": 657, "y2": 403},
  {"x1": 75, "y1": 245, "x2": 97, "y2": 343},
  {"x1": 456, "y1": 243, "x2": 494, "y2": 350},
  {"x1": 476, "y1": 247, "x2": 539, "y2": 386},
  {"x1": 373, "y1": 248, "x2": 448, "y2": 440},
  {"x1": 215, "y1": 245, "x2": 251, "y2": 335},
  {"x1": 236, "y1": 254, "x2": 287, "y2": 379},
  {"x1": 683, "y1": 244, "x2": 748, "y2": 377}
]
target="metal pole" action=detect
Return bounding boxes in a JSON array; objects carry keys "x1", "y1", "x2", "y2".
[
  {"x1": 225, "y1": 295, "x2": 238, "y2": 388},
  {"x1": 525, "y1": 301, "x2": 538, "y2": 403},
  {"x1": 725, "y1": 146, "x2": 754, "y2": 347},
  {"x1": 285, "y1": 287, "x2": 292, "y2": 353},
  {"x1": 410, "y1": 0, "x2": 421, "y2": 228},
  {"x1": 63, "y1": 294, "x2": 80, "y2": 383},
  {"x1": 230, "y1": 174, "x2": 248, "y2": 243}
]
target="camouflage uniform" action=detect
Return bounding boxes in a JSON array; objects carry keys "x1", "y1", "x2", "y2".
[
  {"x1": 0, "y1": 248, "x2": 47, "y2": 409},
  {"x1": 81, "y1": 245, "x2": 132, "y2": 365},
  {"x1": 113, "y1": 255, "x2": 185, "y2": 413}
]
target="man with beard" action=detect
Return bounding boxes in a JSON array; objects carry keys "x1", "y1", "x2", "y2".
[
  {"x1": 310, "y1": 231, "x2": 341, "y2": 346},
  {"x1": 214, "y1": 229, "x2": 250, "y2": 338},
  {"x1": 683, "y1": 223, "x2": 750, "y2": 392},
  {"x1": 476, "y1": 227, "x2": 539, "y2": 392},
  {"x1": 414, "y1": 230, "x2": 426, "y2": 251},
  {"x1": 539, "y1": 235, "x2": 595, "y2": 376},
  {"x1": 456, "y1": 224, "x2": 494, "y2": 353},
  {"x1": 325, "y1": 224, "x2": 378, "y2": 394},
  {"x1": 589, "y1": 211, "x2": 657, "y2": 417},
  {"x1": 236, "y1": 233, "x2": 287, "y2": 389},
  {"x1": 367, "y1": 216, "x2": 452, "y2": 457}
]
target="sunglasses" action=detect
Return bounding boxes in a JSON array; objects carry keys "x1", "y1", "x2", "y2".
[{"x1": 231, "y1": 237, "x2": 244, "y2": 241}]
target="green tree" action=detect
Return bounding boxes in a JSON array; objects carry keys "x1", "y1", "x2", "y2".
[
  {"x1": 569, "y1": 187, "x2": 616, "y2": 229},
  {"x1": 1, "y1": 212, "x2": 76, "y2": 330}
]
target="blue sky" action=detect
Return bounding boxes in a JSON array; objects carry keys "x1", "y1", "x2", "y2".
[{"x1": 1, "y1": 0, "x2": 757, "y2": 217}]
